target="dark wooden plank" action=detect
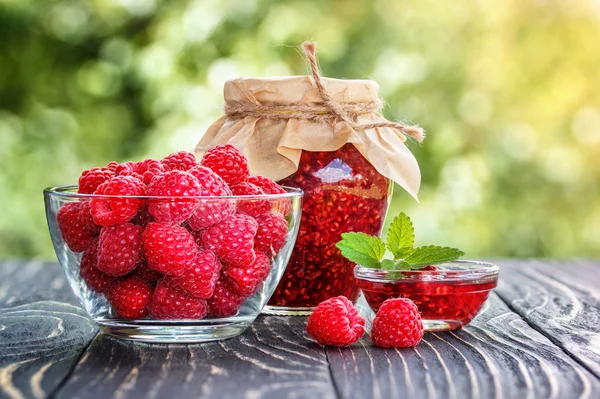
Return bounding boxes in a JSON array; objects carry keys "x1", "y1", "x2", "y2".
[
  {"x1": 495, "y1": 259, "x2": 600, "y2": 378},
  {"x1": 53, "y1": 315, "x2": 336, "y2": 399},
  {"x1": 0, "y1": 261, "x2": 97, "y2": 399},
  {"x1": 331, "y1": 293, "x2": 600, "y2": 399}
]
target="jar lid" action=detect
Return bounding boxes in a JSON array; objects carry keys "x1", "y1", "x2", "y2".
[{"x1": 223, "y1": 76, "x2": 380, "y2": 106}]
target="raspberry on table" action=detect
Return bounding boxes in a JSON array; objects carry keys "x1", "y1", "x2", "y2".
[
  {"x1": 57, "y1": 202, "x2": 97, "y2": 252},
  {"x1": 254, "y1": 213, "x2": 288, "y2": 257},
  {"x1": 207, "y1": 277, "x2": 245, "y2": 317},
  {"x1": 135, "y1": 262, "x2": 163, "y2": 282},
  {"x1": 306, "y1": 296, "x2": 365, "y2": 346},
  {"x1": 230, "y1": 182, "x2": 271, "y2": 218},
  {"x1": 165, "y1": 250, "x2": 222, "y2": 298},
  {"x1": 143, "y1": 222, "x2": 198, "y2": 276},
  {"x1": 147, "y1": 170, "x2": 202, "y2": 224},
  {"x1": 200, "y1": 144, "x2": 249, "y2": 186},
  {"x1": 224, "y1": 251, "x2": 271, "y2": 297},
  {"x1": 149, "y1": 279, "x2": 208, "y2": 319},
  {"x1": 97, "y1": 223, "x2": 144, "y2": 276},
  {"x1": 201, "y1": 214, "x2": 258, "y2": 268},
  {"x1": 79, "y1": 239, "x2": 117, "y2": 293},
  {"x1": 161, "y1": 151, "x2": 198, "y2": 172},
  {"x1": 108, "y1": 276, "x2": 153, "y2": 319},
  {"x1": 371, "y1": 298, "x2": 424, "y2": 348},
  {"x1": 78, "y1": 167, "x2": 114, "y2": 194},
  {"x1": 187, "y1": 166, "x2": 235, "y2": 230},
  {"x1": 90, "y1": 175, "x2": 146, "y2": 226}
]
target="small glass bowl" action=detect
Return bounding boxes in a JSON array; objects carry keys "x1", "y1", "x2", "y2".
[
  {"x1": 354, "y1": 261, "x2": 499, "y2": 331},
  {"x1": 44, "y1": 185, "x2": 302, "y2": 343}
]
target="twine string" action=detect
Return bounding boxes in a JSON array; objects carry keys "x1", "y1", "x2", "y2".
[{"x1": 224, "y1": 41, "x2": 425, "y2": 142}]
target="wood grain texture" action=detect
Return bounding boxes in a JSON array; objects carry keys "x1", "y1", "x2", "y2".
[
  {"x1": 2, "y1": 260, "x2": 600, "y2": 399},
  {"x1": 0, "y1": 261, "x2": 97, "y2": 399},
  {"x1": 495, "y1": 259, "x2": 600, "y2": 379},
  {"x1": 53, "y1": 315, "x2": 336, "y2": 399},
  {"x1": 331, "y1": 293, "x2": 600, "y2": 399}
]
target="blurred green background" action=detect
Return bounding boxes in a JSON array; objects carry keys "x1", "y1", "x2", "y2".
[{"x1": 1, "y1": 0, "x2": 599, "y2": 259}]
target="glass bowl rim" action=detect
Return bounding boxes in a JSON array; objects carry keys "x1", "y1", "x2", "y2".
[
  {"x1": 44, "y1": 184, "x2": 304, "y2": 201},
  {"x1": 354, "y1": 260, "x2": 499, "y2": 283}
]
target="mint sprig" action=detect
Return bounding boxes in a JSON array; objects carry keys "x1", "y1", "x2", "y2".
[
  {"x1": 336, "y1": 232, "x2": 386, "y2": 268},
  {"x1": 336, "y1": 212, "x2": 464, "y2": 271}
]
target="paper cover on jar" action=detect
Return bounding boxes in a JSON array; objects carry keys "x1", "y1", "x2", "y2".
[{"x1": 194, "y1": 75, "x2": 422, "y2": 200}]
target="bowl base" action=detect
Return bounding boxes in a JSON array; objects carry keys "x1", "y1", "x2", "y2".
[
  {"x1": 96, "y1": 318, "x2": 253, "y2": 343},
  {"x1": 262, "y1": 305, "x2": 315, "y2": 316}
]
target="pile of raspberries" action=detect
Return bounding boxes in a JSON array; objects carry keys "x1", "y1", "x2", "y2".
[{"x1": 57, "y1": 145, "x2": 290, "y2": 320}]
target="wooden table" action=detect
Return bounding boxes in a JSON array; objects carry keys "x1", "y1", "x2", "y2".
[{"x1": 1, "y1": 260, "x2": 599, "y2": 399}]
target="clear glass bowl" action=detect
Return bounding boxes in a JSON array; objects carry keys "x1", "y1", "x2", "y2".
[
  {"x1": 44, "y1": 185, "x2": 302, "y2": 343},
  {"x1": 355, "y1": 261, "x2": 499, "y2": 331}
]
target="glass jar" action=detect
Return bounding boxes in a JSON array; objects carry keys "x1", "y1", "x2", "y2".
[{"x1": 264, "y1": 143, "x2": 392, "y2": 314}]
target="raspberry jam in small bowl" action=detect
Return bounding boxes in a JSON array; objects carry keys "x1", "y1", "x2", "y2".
[
  {"x1": 44, "y1": 185, "x2": 302, "y2": 343},
  {"x1": 355, "y1": 261, "x2": 499, "y2": 331}
]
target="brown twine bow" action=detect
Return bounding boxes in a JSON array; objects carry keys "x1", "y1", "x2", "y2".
[{"x1": 224, "y1": 41, "x2": 425, "y2": 142}]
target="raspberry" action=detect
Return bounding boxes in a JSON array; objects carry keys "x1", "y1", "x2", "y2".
[
  {"x1": 254, "y1": 213, "x2": 288, "y2": 257},
  {"x1": 187, "y1": 166, "x2": 235, "y2": 230},
  {"x1": 149, "y1": 279, "x2": 208, "y2": 319},
  {"x1": 200, "y1": 144, "x2": 249, "y2": 185},
  {"x1": 207, "y1": 278, "x2": 245, "y2": 317},
  {"x1": 247, "y1": 176, "x2": 286, "y2": 195},
  {"x1": 105, "y1": 161, "x2": 119, "y2": 173},
  {"x1": 143, "y1": 222, "x2": 198, "y2": 276},
  {"x1": 201, "y1": 214, "x2": 258, "y2": 268},
  {"x1": 224, "y1": 252, "x2": 271, "y2": 297},
  {"x1": 165, "y1": 250, "x2": 221, "y2": 298},
  {"x1": 115, "y1": 161, "x2": 137, "y2": 176},
  {"x1": 247, "y1": 176, "x2": 291, "y2": 216},
  {"x1": 90, "y1": 175, "x2": 146, "y2": 227},
  {"x1": 135, "y1": 262, "x2": 163, "y2": 282},
  {"x1": 79, "y1": 239, "x2": 117, "y2": 293},
  {"x1": 230, "y1": 182, "x2": 271, "y2": 217},
  {"x1": 108, "y1": 276, "x2": 153, "y2": 319},
  {"x1": 131, "y1": 205, "x2": 154, "y2": 227},
  {"x1": 97, "y1": 223, "x2": 144, "y2": 276},
  {"x1": 371, "y1": 298, "x2": 424, "y2": 348},
  {"x1": 147, "y1": 170, "x2": 201, "y2": 224},
  {"x1": 79, "y1": 201, "x2": 101, "y2": 235},
  {"x1": 306, "y1": 296, "x2": 365, "y2": 346},
  {"x1": 187, "y1": 227, "x2": 205, "y2": 249},
  {"x1": 161, "y1": 151, "x2": 198, "y2": 172},
  {"x1": 57, "y1": 202, "x2": 96, "y2": 252},
  {"x1": 78, "y1": 167, "x2": 114, "y2": 194},
  {"x1": 117, "y1": 159, "x2": 164, "y2": 185}
]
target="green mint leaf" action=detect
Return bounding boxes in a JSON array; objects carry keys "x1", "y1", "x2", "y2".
[
  {"x1": 379, "y1": 259, "x2": 411, "y2": 270},
  {"x1": 404, "y1": 245, "x2": 465, "y2": 268},
  {"x1": 380, "y1": 259, "x2": 397, "y2": 270},
  {"x1": 386, "y1": 212, "x2": 415, "y2": 259},
  {"x1": 336, "y1": 232, "x2": 385, "y2": 268}
]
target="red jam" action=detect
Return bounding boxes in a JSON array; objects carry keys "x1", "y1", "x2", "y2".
[
  {"x1": 358, "y1": 277, "x2": 497, "y2": 330},
  {"x1": 269, "y1": 144, "x2": 390, "y2": 308}
]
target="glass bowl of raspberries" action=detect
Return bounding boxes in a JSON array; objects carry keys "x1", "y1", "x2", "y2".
[
  {"x1": 43, "y1": 146, "x2": 303, "y2": 342},
  {"x1": 355, "y1": 261, "x2": 499, "y2": 331}
]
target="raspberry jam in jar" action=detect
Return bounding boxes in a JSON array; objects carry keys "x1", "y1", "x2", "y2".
[
  {"x1": 354, "y1": 261, "x2": 499, "y2": 331},
  {"x1": 264, "y1": 144, "x2": 392, "y2": 314}
]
